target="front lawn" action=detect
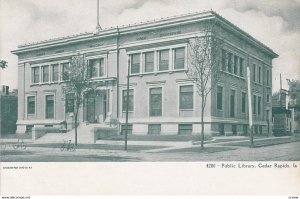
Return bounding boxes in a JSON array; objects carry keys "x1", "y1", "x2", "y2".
[
  {"x1": 221, "y1": 136, "x2": 300, "y2": 147},
  {"x1": 162, "y1": 146, "x2": 236, "y2": 153},
  {"x1": 26, "y1": 143, "x2": 167, "y2": 152},
  {"x1": 0, "y1": 132, "x2": 32, "y2": 139}
]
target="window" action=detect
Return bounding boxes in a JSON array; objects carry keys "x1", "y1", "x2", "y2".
[
  {"x1": 258, "y1": 66, "x2": 261, "y2": 83},
  {"x1": 65, "y1": 94, "x2": 74, "y2": 113},
  {"x1": 239, "y1": 58, "x2": 244, "y2": 77},
  {"x1": 221, "y1": 49, "x2": 226, "y2": 71},
  {"x1": 27, "y1": 96, "x2": 35, "y2": 115},
  {"x1": 234, "y1": 55, "x2": 238, "y2": 75},
  {"x1": 88, "y1": 59, "x2": 99, "y2": 78},
  {"x1": 148, "y1": 124, "x2": 161, "y2": 135},
  {"x1": 217, "y1": 86, "x2": 223, "y2": 110},
  {"x1": 179, "y1": 85, "x2": 193, "y2": 110},
  {"x1": 130, "y1": 54, "x2": 140, "y2": 74},
  {"x1": 99, "y1": 58, "x2": 105, "y2": 77},
  {"x1": 232, "y1": 124, "x2": 237, "y2": 135},
  {"x1": 42, "y1": 65, "x2": 49, "y2": 83},
  {"x1": 266, "y1": 70, "x2": 270, "y2": 86},
  {"x1": 174, "y1": 47, "x2": 185, "y2": 69},
  {"x1": 62, "y1": 63, "x2": 70, "y2": 81},
  {"x1": 32, "y1": 67, "x2": 40, "y2": 83},
  {"x1": 46, "y1": 95, "x2": 54, "y2": 119},
  {"x1": 227, "y1": 53, "x2": 232, "y2": 73},
  {"x1": 144, "y1": 52, "x2": 154, "y2": 72},
  {"x1": 178, "y1": 124, "x2": 192, "y2": 135},
  {"x1": 159, "y1": 50, "x2": 169, "y2": 71},
  {"x1": 267, "y1": 94, "x2": 270, "y2": 103},
  {"x1": 242, "y1": 92, "x2": 246, "y2": 113},
  {"x1": 253, "y1": 64, "x2": 256, "y2": 82},
  {"x1": 219, "y1": 124, "x2": 225, "y2": 135},
  {"x1": 52, "y1": 64, "x2": 59, "y2": 82},
  {"x1": 122, "y1": 89, "x2": 134, "y2": 112},
  {"x1": 121, "y1": 124, "x2": 133, "y2": 135},
  {"x1": 258, "y1": 96, "x2": 261, "y2": 115},
  {"x1": 253, "y1": 95, "x2": 257, "y2": 114},
  {"x1": 149, "y1": 87, "x2": 162, "y2": 116},
  {"x1": 230, "y1": 90, "x2": 235, "y2": 117}
]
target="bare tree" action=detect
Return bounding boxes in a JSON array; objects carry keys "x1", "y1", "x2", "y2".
[
  {"x1": 186, "y1": 21, "x2": 223, "y2": 148},
  {"x1": 62, "y1": 54, "x2": 91, "y2": 145}
]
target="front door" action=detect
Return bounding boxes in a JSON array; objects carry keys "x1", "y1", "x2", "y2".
[
  {"x1": 86, "y1": 94, "x2": 95, "y2": 123},
  {"x1": 85, "y1": 90, "x2": 109, "y2": 123}
]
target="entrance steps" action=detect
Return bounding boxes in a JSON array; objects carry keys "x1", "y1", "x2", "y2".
[{"x1": 35, "y1": 122, "x2": 118, "y2": 144}]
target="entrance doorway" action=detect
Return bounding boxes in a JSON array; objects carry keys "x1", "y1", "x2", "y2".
[{"x1": 84, "y1": 90, "x2": 109, "y2": 123}]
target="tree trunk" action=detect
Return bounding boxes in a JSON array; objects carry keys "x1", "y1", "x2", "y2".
[
  {"x1": 201, "y1": 103, "x2": 205, "y2": 149},
  {"x1": 74, "y1": 103, "x2": 79, "y2": 146},
  {"x1": 74, "y1": 114, "x2": 78, "y2": 146}
]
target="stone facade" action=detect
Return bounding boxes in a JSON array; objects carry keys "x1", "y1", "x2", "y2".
[{"x1": 12, "y1": 11, "x2": 277, "y2": 136}]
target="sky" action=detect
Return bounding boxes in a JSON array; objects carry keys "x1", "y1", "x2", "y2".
[{"x1": 0, "y1": 0, "x2": 300, "y2": 92}]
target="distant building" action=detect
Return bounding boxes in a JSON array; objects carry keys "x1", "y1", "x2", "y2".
[
  {"x1": 0, "y1": 85, "x2": 18, "y2": 136},
  {"x1": 12, "y1": 11, "x2": 277, "y2": 137},
  {"x1": 272, "y1": 90, "x2": 292, "y2": 135},
  {"x1": 287, "y1": 80, "x2": 300, "y2": 134}
]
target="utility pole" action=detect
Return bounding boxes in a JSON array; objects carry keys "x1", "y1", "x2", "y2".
[
  {"x1": 247, "y1": 65, "x2": 254, "y2": 147},
  {"x1": 280, "y1": 73, "x2": 282, "y2": 108},
  {"x1": 124, "y1": 58, "x2": 130, "y2": 151}
]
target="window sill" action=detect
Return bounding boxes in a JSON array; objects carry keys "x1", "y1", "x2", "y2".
[
  {"x1": 253, "y1": 82, "x2": 263, "y2": 86},
  {"x1": 130, "y1": 69, "x2": 186, "y2": 77},
  {"x1": 30, "y1": 81, "x2": 63, "y2": 86},
  {"x1": 221, "y1": 71, "x2": 246, "y2": 80}
]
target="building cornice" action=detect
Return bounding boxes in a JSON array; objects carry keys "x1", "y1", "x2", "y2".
[{"x1": 11, "y1": 10, "x2": 278, "y2": 59}]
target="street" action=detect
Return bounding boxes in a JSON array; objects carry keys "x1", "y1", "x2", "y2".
[{"x1": 1, "y1": 137, "x2": 300, "y2": 161}]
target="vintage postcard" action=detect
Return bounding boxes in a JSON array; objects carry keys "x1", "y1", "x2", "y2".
[{"x1": 0, "y1": 0, "x2": 299, "y2": 197}]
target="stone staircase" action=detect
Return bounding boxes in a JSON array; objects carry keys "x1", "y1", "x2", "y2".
[{"x1": 35, "y1": 122, "x2": 118, "y2": 144}]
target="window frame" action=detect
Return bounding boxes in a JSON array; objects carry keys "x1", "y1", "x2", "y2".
[
  {"x1": 45, "y1": 94, "x2": 55, "y2": 119},
  {"x1": 173, "y1": 47, "x2": 185, "y2": 70},
  {"x1": 158, "y1": 49, "x2": 169, "y2": 71},
  {"x1": 41, "y1": 65, "x2": 49, "y2": 83},
  {"x1": 229, "y1": 89, "x2": 236, "y2": 118},
  {"x1": 253, "y1": 63, "x2": 257, "y2": 82},
  {"x1": 122, "y1": 89, "x2": 134, "y2": 112},
  {"x1": 51, "y1": 64, "x2": 60, "y2": 82},
  {"x1": 61, "y1": 62, "x2": 70, "y2": 81},
  {"x1": 149, "y1": 87, "x2": 163, "y2": 117},
  {"x1": 242, "y1": 92, "x2": 247, "y2": 114},
  {"x1": 26, "y1": 95, "x2": 36, "y2": 117},
  {"x1": 144, "y1": 51, "x2": 155, "y2": 73},
  {"x1": 179, "y1": 85, "x2": 194, "y2": 110},
  {"x1": 130, "y1": 53, "x2": 141, "y2": 74},
  {"x1": 31, "y1": 66, "x2": 40, "y2": 84},
  {"x1": 217, "y1": 85, "x2": 223, "y2": 111},
  {"x1": 239, "y1": 57, "x2": 244, "y2": 77}
]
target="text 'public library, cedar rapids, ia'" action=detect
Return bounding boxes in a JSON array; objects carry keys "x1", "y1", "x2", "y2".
[{"x1": 12, "y1": 11, "x2": 278, "y2": 138}]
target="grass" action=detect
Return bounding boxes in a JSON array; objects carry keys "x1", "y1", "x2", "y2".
[
  {"x1": 221, "y1": 136, "x2": 300, "y2": 147},
  {"x1": 1, "y1": 153, "x2": 139, "y2": 162},
  {"x1": 1, "y1": 150, "x2": 34, "y2": 156},
  {"x1": 162, "y1": 146, "x2": 236, "y2": 153},
  {"x1": 26, "y1": 143, "x2": 167, "y2": 152},
  {"x1": 0, "y1": 132, "x2": 32, "y2": 139}
]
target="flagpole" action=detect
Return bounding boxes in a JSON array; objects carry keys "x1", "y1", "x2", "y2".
[{"x1": 247, "y1": 65, "x2": 254, "y2": 147}]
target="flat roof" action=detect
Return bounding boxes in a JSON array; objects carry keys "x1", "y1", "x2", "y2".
[{"x1": 12, "y1": 10, "x2": 278, "y2": 58}]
